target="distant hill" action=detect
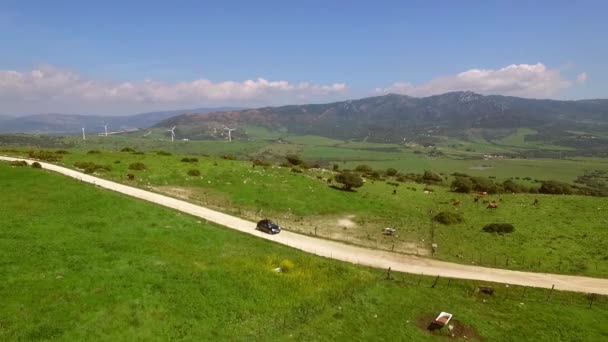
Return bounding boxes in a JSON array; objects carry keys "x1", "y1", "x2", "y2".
[
  {"x1": 0, "y1": 107, "x2": 244, "y2": 134},
  {"x1": 156, "y1": 92, "x2": 608, "y2": 152}
]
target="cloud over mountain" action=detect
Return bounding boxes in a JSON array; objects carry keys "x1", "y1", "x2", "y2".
[
  {"x1": 375, "y1": 63, "x2": 586, "y2": 98},
  {"x1": 0, "y1": 66, "x2": 348, "y2": 114}
]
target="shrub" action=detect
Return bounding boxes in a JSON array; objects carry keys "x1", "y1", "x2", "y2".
[
  {"x1": 74, "y1": 162, "x2": 111, "y2": 174},
  {"x1": 470, "y1": 177, "x2": 502, "y2": 193},
  {"x1": 181, "y1": 157, "x2": 198, "y2": 163},
  {"x1": 187, "y1": 169, "x2": 201, "y2": 176},
  {"x1": 31, "y1": 162, "x2": 42, "y2": 169},
  {"x1": 27, "y1": 150, "x2": 61, "y2": 162},
  {"x1": 286, "y1": 154, "x2": 304, "y2": 166},
  {"x1": 120, "y1": 147, "x2": 136, "y2": 152},
  {"x1": 157, "y1": 151, "x2": 172, "y2": 156},
  {"x1": 482, "y1": 223, "x2": 515, "y2": 234},
  {"x1": 222, "y1": 155, "x2": 236, "y2": 160},
  {"x1": 252, "y1": 159, "x2": 271, "y2": 167},
  {"x1": 451, "y1": 177, "x2": 474, "y2": 193},
  {"x1": 422, "y1": 170, "x2": 443, "y2": 184},
  {"x1": 385, "y1": 168, "x2": 398, "y2": 177},
  {"x1": 355, "y1": 164, "x2": 373, "y2": 173},
  {"x1": 502, "y1": 179, "x2": 528, "y2": 193},
  {"x1": 87, "y1": 150, "x2": 101, "y2": 154},
  {"x1": 539, "y1": 180, "x2": 573, "y2": 195},
  {"x1": 128, "y1": 162, "x2": 147, "y2": 171},
  {"x1": 279, "y1": 259, "x2": 295, "y2": 273},
  {"x1": 334, "y1": 171, "x2": 364, "y2": 191},
  {"x1": 369, "y1": 171, "x2": 382, "y2": 180},
  {"x1": 291, "y1": 167, "x2": 302, "y2": 173},
  {"x1": 280, "y1": 162, "x2": 291, "y2": 168},
  {"x1": 55, "y1": 150, "x2": 70, "y2": 155},
  {"x1": 332, "y1": 164, "x2": 339, "y2": 171},
  {"x1": 132, "y1": 151, "x2": 145, "y2": 155},
  {"x1": 10, "y1": 160, "x2": 28, "y2": 167},
  {"x1": 433, "y1": 212, "x2": 464, "y2": 225}
]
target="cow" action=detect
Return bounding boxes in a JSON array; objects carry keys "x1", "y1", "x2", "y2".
[
  {"x1": 487, "y1": 202, "x2": 499, "y2": 209},
  {"x1": 127, "y1": 173, "x2": 135, "y2": 180},
  {"x1": 452, "y1": 199, "x2": 462, "y2": 206},
  {"x1": 533, "y1": 198, "x2": 539, "y2": 205}
]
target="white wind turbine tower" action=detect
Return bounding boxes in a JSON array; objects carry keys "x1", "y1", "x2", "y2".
[
  {"x1": 224, "y1": 126, "x2": 236, "y2": 142},
  {"x1": 167, "y1": 126, "x2": 176, "y2": 142},
  {"x1": 104, "y1": 123, "x2": 108, "y2": 136},
  {"x1": 82, "y1": 127, "x2": 86, "y2": 140}
]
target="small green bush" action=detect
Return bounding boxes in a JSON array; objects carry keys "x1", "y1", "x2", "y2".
[
  {"x1": 355, "y1": 164, "x2": 373, "y2": 173},
  {"x1": 385, "y1": 168, "x2": 398, "y2": 176},
  {"x1": 55, "y1": 150, "x2": 70, "y2": 155},
  {"x1": 433, "y1": 212, "x2": 464, "y2": 225},
  {"x1": 181, "y1": 157, "x2": 198, "y2": 163},
  {"x1": 482, "y1": 223, "x2": 515, "y2": 234},
  {"x1": 87, "y1": 150, "x2": 101, "y2": 154},
  {"x1": 10, "y1": 160, "x2": 28, "y2": 167},
  {"x1": 291, "y1": 167, "x2": 303, "y2": 173},
  {"x1": 128, "y1": 162, "x2": 147, "y2": 171},
  {"x1": 279, "y1": 259, "x2": 295, "y2": 273},
  {"x1": 31, "y1": 162, "x2": 42, "y2": 169},
  {"x1": 157, "y1": 151, "x2": 172, "y2": 156},
  {"x1": 187, "y1": 169, "x2": 201, "y2": 176},
  {"x1": 120, "y1": 147, "x2": 136, "y2": 152},
  {"x1": 27, "y1": 150, "x2": 61, "y2": 162}
]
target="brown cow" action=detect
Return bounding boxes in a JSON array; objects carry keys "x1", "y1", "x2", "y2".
[
  {"x1": 452, "y1": 199, "x2": 462, "y2": 206},
  {"x1": 127, "y1": 173, "x2": 135, "y2": 180},
  {"x1": 487, "y1": 202, "x2": 499, "y2": 209}
]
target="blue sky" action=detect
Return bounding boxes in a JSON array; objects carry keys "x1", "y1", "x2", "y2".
[{"x1": 0, "y1": 0, "x2": 606, "y2": 115}]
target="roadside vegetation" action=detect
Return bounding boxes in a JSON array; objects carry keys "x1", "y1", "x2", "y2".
[{"x1": 1, "y1": 162, "x2": 607, "y2": 341}]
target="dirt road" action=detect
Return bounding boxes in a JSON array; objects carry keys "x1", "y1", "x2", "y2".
[{"x1": 2, "y1": 155, "x2": 608, "y2": 294}]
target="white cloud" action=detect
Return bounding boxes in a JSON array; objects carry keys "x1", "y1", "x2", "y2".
[
  {"x1": 375, "y1": 63, "x2": 585, "y2": 98},
  {"x1": 0, "y1": 65, "x2": 348, "y2": 115},
  {"x1": 576, "y1": 72, "x2": 588, "y2": 84}
]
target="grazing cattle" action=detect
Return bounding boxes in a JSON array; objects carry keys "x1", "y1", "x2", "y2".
[
  {"x1": 487, "y1": 202, "x2": 499, "y2": 209},
  {"x1": 452, "y1": 199, "x2": 462, "y2": 206},
  {"x1": 533, "y1": 198, "x2": 539, "y2": 205},
  {"x1": 127, "y1": 173, "x2": 135, "y2": 180}
]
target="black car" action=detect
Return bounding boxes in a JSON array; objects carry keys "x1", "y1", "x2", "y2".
[{"x1": 256, "y1": 219, "x2": 281, "y2": 234}]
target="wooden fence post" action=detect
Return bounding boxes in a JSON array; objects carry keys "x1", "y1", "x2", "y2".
[{"x1": 546, "y1": 284, "x2": 555, "y2": 301}]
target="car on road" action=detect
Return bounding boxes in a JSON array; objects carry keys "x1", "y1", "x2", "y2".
[{"x1": 256, "y1": 219, "x2": 282, "y2": 234}]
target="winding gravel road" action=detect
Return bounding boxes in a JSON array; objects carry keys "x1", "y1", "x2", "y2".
[{"x1": 2, "y1": 155, "x2": 608, "y2": 295}]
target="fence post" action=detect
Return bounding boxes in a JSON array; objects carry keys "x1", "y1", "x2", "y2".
[
  {"x1": 546, "y1": 284, "x2": 555, "y2": 301},
  {"x1": 447, "y1": 279, "x2": 451, "y2": 288},
  {"x1": 431, "y1": 275, "x2": 440, "y2": 288},
  {"x1": 385, "y1": 267, "x2": 392, "y2": 280}
]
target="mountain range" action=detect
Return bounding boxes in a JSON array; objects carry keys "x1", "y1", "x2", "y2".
[
  {"x1": 156, "y1": 92, "x2": 608, "y2": 150},
  {"x1": 0, "y1": 107, "x2": 243, "y2": 134}
]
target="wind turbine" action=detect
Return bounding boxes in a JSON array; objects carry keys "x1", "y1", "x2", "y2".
[
  {"x1": 103, "y1": 123, "x2": 108, "y2": 136},
  {"x1": 82, "y1": 127, "x2": 86, "y2": 140},
  {"x1": 167, "y1": 126, "x2": 176, "y2": 142},
  {"x1": 224, "y1": 126, "x2": 236, "y2": 142}
]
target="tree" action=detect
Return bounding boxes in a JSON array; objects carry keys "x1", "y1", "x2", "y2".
[
  {"x1": 451, "y1": 177, "x2": 474, "y2": 193},
  {"x1": 334, "y1": 171, "x2": 364, "y2": 191},
  {"x1": 355, "y1": 164, "x2": 373, "y2": 173}
]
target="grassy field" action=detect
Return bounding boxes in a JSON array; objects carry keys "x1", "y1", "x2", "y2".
[
  {"x1": 1, "y1": 162, "x2": 607, "y2": 341},
  {"x1": 4, "y1": 148, "x2": 608, "y2": 278}
]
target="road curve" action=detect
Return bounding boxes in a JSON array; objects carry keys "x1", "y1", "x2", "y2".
[{"x1": 2, "y1": 155, "x2": 608, "y2": 295}]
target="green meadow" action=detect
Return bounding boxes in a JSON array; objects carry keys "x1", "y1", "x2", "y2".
[
  {"x1": 4, "y1": 147, "x2": 608, "y2": 278},
  {"x1": 1, "y1": 162, "x2": 607, "y2": 341}
]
